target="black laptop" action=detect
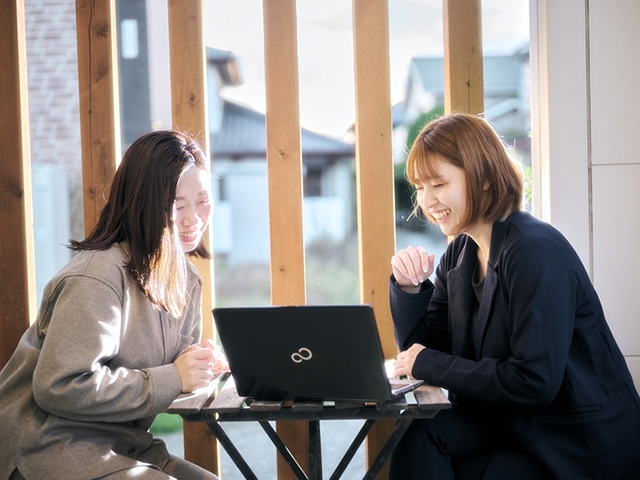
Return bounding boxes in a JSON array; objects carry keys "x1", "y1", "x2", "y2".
[{"x1": 212, "y1": 304, "x2": 423, "y2": 402}]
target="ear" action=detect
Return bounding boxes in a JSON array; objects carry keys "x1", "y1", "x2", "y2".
[{"x1": 483, "y1": 180, "x2": 491, "y2": 191}]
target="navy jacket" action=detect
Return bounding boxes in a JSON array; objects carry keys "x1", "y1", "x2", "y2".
[{"x1": 390, "y1": 211, "x2": 640, "y2": 479}]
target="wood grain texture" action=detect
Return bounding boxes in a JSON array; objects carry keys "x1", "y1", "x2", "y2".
[
  {"x1": 168, "y1": 0, "x2": 218, "y2": 473},
  {"x1": 443, "y1": 0, "x2": 485, "y2": 115},
  {"x1": 75, "y1": 0, "x2": 121, "y2": 235},
  {"x1": 0, "y1": 0, "x2": 36, "y2": 368},
  {"x1": 353, "y1": 1, "x2": 396, "y2": 477},
  {"x1": 263, "y1": 1, "x2": 309, "y2": 477}
]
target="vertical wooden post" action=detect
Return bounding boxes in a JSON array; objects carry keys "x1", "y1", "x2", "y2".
[
  {"x1": 167, "y1": 0, "x2": 219, "y2": 475},
  {"x1": 262, "y1": 1, "x2": 309, "y2": 478},
  {"x1": 352, "y1": 0, "x2": 396, "y2": 477},
  {"x1": 0, "y1": 0, "x2": 36, "y2": 368},
  {"x1": 443, "y1": 0, "x2": 485, "y2": 115},
  {"x1": 75, "y1": 0, "x2": 121, "y2": 236}
]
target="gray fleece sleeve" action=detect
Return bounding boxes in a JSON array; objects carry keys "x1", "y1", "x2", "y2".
[{"x1": 32, "y1": 275, "x2": 182, "y2": 423}]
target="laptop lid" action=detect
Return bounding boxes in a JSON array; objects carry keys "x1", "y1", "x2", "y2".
[{"x1": 213, "y1": 304, "x2": 422, "y2": 402}]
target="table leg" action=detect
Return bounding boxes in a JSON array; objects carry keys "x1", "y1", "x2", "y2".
[
  {"x1": 308, "y1": 420, "x2": 322, "y2": 480},
  {"x1": 259, "y1": 421, "x2": 309, "y2": 480},
  {"x1": 362, "y1": 419, "x2": 413, "y2": 480},
  {"x1": 329, "y1": 419, "x2": 376, "y2": 480},
  {"x1": 204, "y1": 420, "x2": 259, "y2": 480}
]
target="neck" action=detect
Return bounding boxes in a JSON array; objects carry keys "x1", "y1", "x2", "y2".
[{"x1": 466, "y1": 221, "x2": 493, "y2": 278}]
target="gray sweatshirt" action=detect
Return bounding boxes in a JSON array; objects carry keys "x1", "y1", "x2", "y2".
[{"x1": 0, "y1": 244, "x2": 203, "y2": 479}]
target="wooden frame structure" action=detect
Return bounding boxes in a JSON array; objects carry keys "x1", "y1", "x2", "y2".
[{"x1": 0, "y1": 0, "x2": 484, "y2": 478}]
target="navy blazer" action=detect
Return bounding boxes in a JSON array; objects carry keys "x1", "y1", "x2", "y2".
[{"x1": 390, "y1": 211, "x2": 640, "y2": 479}]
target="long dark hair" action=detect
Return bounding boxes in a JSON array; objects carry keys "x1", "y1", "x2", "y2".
[{"x1": 70, "y1": 130, "x2": 211, "y2": 317}]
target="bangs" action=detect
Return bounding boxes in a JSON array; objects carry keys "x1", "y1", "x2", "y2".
[{"x1": 406, "y1": 148, "x2": 444, "y2": 186}]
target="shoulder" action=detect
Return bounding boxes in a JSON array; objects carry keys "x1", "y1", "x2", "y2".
[
  {"x1": 497, "y1": 211, "x2": 586, "y2": 275},
  {"x1": 44, "y1": 244, "x2": 131, "y2": 300},
  {"x1": 504, "y1": 212, "x2": 574, "y2": 254},
  {"x1": 64, "y1": 244, "x2": 129, "y2": 278}
]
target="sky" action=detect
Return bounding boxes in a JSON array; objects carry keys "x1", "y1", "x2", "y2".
[{"x1": 203, "y1": 0, "x2": 529, "y2": 138}]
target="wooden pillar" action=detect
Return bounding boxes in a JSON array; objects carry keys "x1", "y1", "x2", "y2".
[
  {"x1": 352, "y1": 0, "x2": 396, "y2": 477},
  {"x1": 443, "y1": 0, "x2": 485, "y2": 115},
  {"x1": 262, "y1": 1, "x2": 309, "y2": 478},
  {"x1": 75, "y1": 0, "x2": 121, "y2": 236},
  {"x1": 167, "y1": 0, "x2": 219, "y2": 475},
  {"x1": 0, "y1": 0, "x2": 36, "y2": 368}
]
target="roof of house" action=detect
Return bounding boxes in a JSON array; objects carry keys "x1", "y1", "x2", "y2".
[
  {"x1": 206, "y1": 47, "x2": 243, "y2": 87},
  {"x1": 210, "y1": 100, "x2": 354, "y2": 158},
  {"x1": 410, "y1": 43, "x2": 529, "y2": 99}
]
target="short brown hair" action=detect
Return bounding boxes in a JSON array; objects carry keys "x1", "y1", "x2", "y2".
[{"x1": 406, "y1": 113, "x2": 523, "y2": 230}]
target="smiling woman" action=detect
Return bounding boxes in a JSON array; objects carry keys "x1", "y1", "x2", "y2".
[
  {"x1": 174, "y1": 165, "x2": 213, "y2": 254},
  {"x1": 388, "y1": 113, "x2": 640, "y2": 479},
  {"x1": 0, "y1": 130, "x2": 227, "y2": 480}
]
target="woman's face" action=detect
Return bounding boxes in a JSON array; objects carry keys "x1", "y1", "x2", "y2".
[
  {"x1": 174, "y1": 166, "x2": 212, "y2": 253},
  {"x1": 415, "y1": 157, "x2": 469, "y2": 237}
]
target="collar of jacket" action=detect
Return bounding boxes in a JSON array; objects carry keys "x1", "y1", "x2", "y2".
[{"x1": 445, "y1": 211, "x2": 518, "y2": 357}]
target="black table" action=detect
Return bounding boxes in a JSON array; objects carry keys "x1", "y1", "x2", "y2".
[{"x1": 168, "y1": 374, "x2": 450, "y2": 480}]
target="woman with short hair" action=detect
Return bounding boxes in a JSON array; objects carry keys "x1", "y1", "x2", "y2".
[{"x1": 389, "y1": 113, "x2": 640, "y2": 479}]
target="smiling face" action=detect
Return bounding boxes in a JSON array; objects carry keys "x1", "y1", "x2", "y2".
[
  {"x1": 174, "y1": 166, "x2": 212, "y2": 253},
  {"x1": 415, "y1": 156, "x2": 470, "y2": 238}
]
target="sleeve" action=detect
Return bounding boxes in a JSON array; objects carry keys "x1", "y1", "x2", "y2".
[
  {"x1": 412, "y1": 238, "x2": 578, "y2": 408},
  {"x1": 389, "y1": 251, "x2": 451, "y2": 353},
  {"x1": 32, "y1": 275, "x2": 182, "y2": 423},
  {"x1": 389, "y1": 276, "x2": 433, "y2": 350}
]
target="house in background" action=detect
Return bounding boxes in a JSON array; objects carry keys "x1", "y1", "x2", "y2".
[
  {"x1": 393, "y1": 43, "x2": 531, "y2": 165},
  {"x1": 206, "y1": 50, "x2": 356, "y2": 266}
]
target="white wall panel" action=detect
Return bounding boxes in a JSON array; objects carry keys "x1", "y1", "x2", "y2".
[
  {"x1": 589, "y1": 0, "x2": 640, "y2": 166},
  {"x1": 529, "y1": 0, "x2": 591, "y2": 272},
  {"x1": 591, "y1": 164, "x2": 640, "y2": 356}
]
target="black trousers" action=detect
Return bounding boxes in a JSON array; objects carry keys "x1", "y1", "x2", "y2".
[{"x1": 388, "y1": 406, "x2": 551, "y2": 480}]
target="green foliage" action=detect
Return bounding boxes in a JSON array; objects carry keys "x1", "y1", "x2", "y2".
[
  {"x1": 395, "y1": 105, "x2": 445, "y2": 223},
  {"x1": 149, "y1": 413, "x2": 184, "y2": 435},
  {"x1": 404, "y1": 105, "x2": 445, "y2": 154}
]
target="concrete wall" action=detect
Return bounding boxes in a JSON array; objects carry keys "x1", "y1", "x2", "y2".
[{"x1": 530, "y1": 0, "x2": 640, "y2": 389}]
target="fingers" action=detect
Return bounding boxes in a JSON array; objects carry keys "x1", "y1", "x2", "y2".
[
  {"x1": 393, "y1": 344, "x2": 426, "y2": 378},
  {"x1": 391, "y1": 245, "x2": 435, "y2": 286},
  {"x1": 174, "y1": 348, "x2": 217, "y2": 392},
  {"x1": 175, "y1": 340, "x2": 232, "y2": 391},
  {"x1": 195, "y1": 340, "x2": 230, "y2": 374}
]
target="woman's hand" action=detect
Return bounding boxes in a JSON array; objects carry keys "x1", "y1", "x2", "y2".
[
  {"x1": 394, "y1": 343, "x2": 426, "y2": 378},
  {"x1": 391, "y1": 245, "x2": 435, "y2": 292},
  {"x1": 196, "y1": 339, "x2": 230, "y2": 375},
  {"x1": 174, "y1": 340, "x2": 229, "y2": 393}
]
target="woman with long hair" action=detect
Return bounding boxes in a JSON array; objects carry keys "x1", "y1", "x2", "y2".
[{"x1": 0, "y1": 130, "x2": 226, "y2": 479}]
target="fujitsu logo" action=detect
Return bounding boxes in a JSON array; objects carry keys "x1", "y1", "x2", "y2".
[{"x1": 291, "y1": 347, "x2": 313, "y2": 363}]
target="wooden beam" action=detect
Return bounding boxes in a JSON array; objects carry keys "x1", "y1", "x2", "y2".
[
  {"x1": 262, "y1": 0, "x2": 308, "y2": 478},
  {"x1": 168, "y1": 0, "x2": 214, "y2": 340},
  {"x1": 443, "y1": 0, "x2": 485, "y2": 115},
  {"x1": 352, "y1": 0, "x2": 396, "y2": 477},
  {"x1": 167, "y1": 0, "x2": 219, "y2": 475},
  {"x1": 75, "y1": 0, "x2": 121, "y2": 236},
  {"x1": 0, "y1": 0, "x2": 36, "y2": 368}
]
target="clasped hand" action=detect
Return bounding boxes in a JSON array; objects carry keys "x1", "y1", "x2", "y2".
[
  {"x1": 391, "y1": 245, "x2": 435, "y2": 292},
  {"x1": 173, "y1": 339, "x2": 230, "y2": 393}
]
